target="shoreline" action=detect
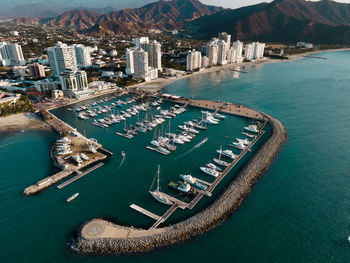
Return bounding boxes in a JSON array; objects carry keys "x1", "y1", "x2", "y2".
[
  {"x1": 74, "y1": 100, "x2": 287, "y2": 255},
  {"x1": 0, "y1": 112, "x2": 51, "y2": 135}
]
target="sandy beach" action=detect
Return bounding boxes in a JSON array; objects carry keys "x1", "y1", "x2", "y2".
[{"x1": 0, "y1": 112, "x2": 50, "y2": 134}]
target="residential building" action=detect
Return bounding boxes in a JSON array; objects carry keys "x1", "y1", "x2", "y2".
[
  {"x1": 47, "y1": 42, "x2": 77, "y2": 77},
  {"x1": 218, "y1": 40, "x2": 228, "y2": 65},
  {"x1": 253, "y1": 42, "x2": 265, "y2": 60},
  {"x1": 125, "y1": 48, "x2": 135, "y2": 75},
  {"x1": 0, "y1": 92, "x2": 21, "y2": 106},
  {"x1": 13, "y1": 66, "x2": 27, "y2": 78},
  {"x1": 186, "y1": 50, "x2": 202, "y2": 71},
  {"x1": 227, "y1": 48, "x2": 237, "y2": 64},
  {"x1": 73, "y1": 44, "x2": 92, "y2": 67},
  {"x1": 146, "y1": 40, "x2": 162, "y2": 70},
  {"x1": 201, "y1": 56, "x2": 209, "y2": 68},
  {"x1": 135, "y1": 37, "x2": 149, "y2": 49},
  {"x1": 34, "y1": 79, "x2": 60, "y2": 92},
  {"x1": 110, "y1": 50, "x2": 118, "y2": 57},
  {"x1": 28, "y1": 63, "x2": 45, "y2": 78},
  {"x1": 206, "y1": 38, "x2": 219, "y2": 66},
  {"x1": 132, "y1": 48, "x2": 150, "y2": 81},
  {"x1": 10, "y1": 31, "x2": 19, "y2": 37},
  {"x1": 233, "y1": 40, "x2": 244, "y2": 59},
  {"x1": 244, "y1": 43, "x2": 255, "y2": 61},
  {"x1": 0, "y1": 42, "x2": 25, "y2": 66}
]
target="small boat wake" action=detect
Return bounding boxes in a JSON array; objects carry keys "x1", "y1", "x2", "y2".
[
  {"x1": 118, "y1": 151, "x2": 126, "y2": 169},
  {"x1": 175, "y1": 138, "x2": 208, "y2": 160}
]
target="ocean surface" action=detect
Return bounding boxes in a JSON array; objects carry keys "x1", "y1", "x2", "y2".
[{"x1": 1, "y1": 51, "x2": 350, "y2": 262}]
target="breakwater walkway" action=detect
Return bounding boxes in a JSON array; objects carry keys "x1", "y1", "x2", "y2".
[{"x1": 75, "y1": 98, "x2": 287, "y2": 255}]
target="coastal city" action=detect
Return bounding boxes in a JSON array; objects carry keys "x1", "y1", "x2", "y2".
[{"x1": 1, "y1": 0, "x2": 350, "y2": 262}]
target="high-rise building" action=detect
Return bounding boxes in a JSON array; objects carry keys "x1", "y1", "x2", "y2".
[
  {"x1": 126, "y1": 48, "x2": 135, "y2": 75},
  {"x1": 146, "y1": 40, "x2": 162, "y2": 70},
  {"x1": 186, "y1": 50, "x2": 202, "y2": 71},
  {"x1": 206, "y1": 38, "x2": 219, "y2": 66},
  {"x1": 28, "y1": 63, "x2": 45, "y2": 78},
  {"x1": 253, "y1": 42, "x2": 265, "y2": 60},
  {"x1": 218, "y1": 32, "x2": 231, "y2": 50},
  {"x1": 233, "y1": 41, "x2": 244, "y2": 59},
  {"x1": 135, "y1": 37, "x2": 149, "y2": 49},
  {"x1": 133, "y1": 48, "x2": 150, "y2": 81},
  {"x1": 47, "y1": 42, "x2": 77, "y2": 77},
  {"x1": 244, "y1": 43, "x2": 255, "y2": 61},
  {"x1": 227, "y1": 48, "x2": 237, "y2": 64},
  {"x1": 218, "y1": 40, "x2": 228, "y2": 65},
  {"x1": 73, "y1": 44, "x2": 92, "y2": 67},
  {"x1": 59, "y1": 70, "x2": 91, "y2": 98},
  {"x1": 0, "y1": 42, "x2": 25, "y2": 66},
  {"x1": 201, "y1": 56, "x2": 209, "y2": 68}
]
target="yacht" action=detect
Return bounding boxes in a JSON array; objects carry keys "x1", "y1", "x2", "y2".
[
  {"x1": 213, "y1": 158, "x2": 229, "y2": 167},
  {"x1": 200, "y1": 167, "x2": 219, "y2": 178},
  {"x1": 180, "y1": 174, "x2": 208, "y2": 190},
  {"x1": 149, "y1": 165, "x2": 173, "y2": 205},
  {"x1": 168, "y1": 181, "x2": 191, "y2": 193},
  {"x1": 236, "y1": 138, "x2": 250, "y2": 146},
  {"x1": 216, "y1": 149, "x2": 237, "y2": 159},
  {"x1": 230, "y1": 141, "x2": 247, "y2": 150},
  {"x1": 214, "y1": 113, "x2": 226, "y2": 119},
  {"x1": 206, "y1": 162, "x2": 223, "y2": 172},
  {"x1": 244, "y1": 124, "x2": 259, "y2": 133}
]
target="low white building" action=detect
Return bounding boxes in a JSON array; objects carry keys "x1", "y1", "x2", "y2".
[
  {"x1": 51, "y1": 89, "x2": 64, "y2": 99},
  {"x1": 34, "y1": 79, "x2": 60, "y2": 92},
  {"x1": 59, "y1": 70, "x2": 94, "y2": 99},
  {"x1": 89, "y1": 81, "x2": 117, "y2": 92}
]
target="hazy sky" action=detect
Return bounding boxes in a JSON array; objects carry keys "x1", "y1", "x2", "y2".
[{"x1": 201, "y1": 0, "x2": 350, "y2": 8}]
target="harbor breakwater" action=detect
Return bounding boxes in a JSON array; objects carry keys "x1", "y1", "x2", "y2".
[{"x1": 74, "y1": 106, "x2": 287, "y2": 254}]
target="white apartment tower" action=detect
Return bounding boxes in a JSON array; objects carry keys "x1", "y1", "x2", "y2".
[
  {"x1": 0, "y1": 42, "x2": 25, "y2": 66},
  {"x1": 227, "y1": 48, "x2": 237, "y2": 64},
  {"x1": 126, "y1": 48, "x2": 135, "y2": 75},
  {"x1": 74, "y1": 44, "x2": 92, "y2": 67},
  {"x1": 47, "y1": 42, "x2": 77, "y2": 76},
  {"x1": 244, "y1": 43, "x2": 255, "y2": 61},
  {"x1": 147, "y1": 40, "x2": 162, "y2": 70},
  {"x1": 206, "y1": 38, "x2": 219, "y2": 66},
  {"x1": 133, "y1": 48, "x2": 150, "y2": 81},
  {"x1": 135, "y1": 37, "x2": 149, "y2": 49},
  {"x1": 233, "y1": 41, "x2": 244, "y2": 59},
  {"x1": 218, "y1": 40, "x2": 228, "y2": 65},
  {"x1": 253, "y1": 42, "x2": 265, "y2": 60},
  {"x1": 186, "y1": 50, "x2": 202, "y2": 71}
]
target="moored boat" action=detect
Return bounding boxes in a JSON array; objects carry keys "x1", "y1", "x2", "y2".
[{"x1": 66, "y1": 193, "x2": 79, "y2": 202}]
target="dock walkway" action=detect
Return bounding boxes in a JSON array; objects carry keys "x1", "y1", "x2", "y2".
[
  {"x1": 57, "y1": 163, "x2": 104, "y2": 189},
  {"x1": 130, "y1": 204, "x2": 160, "y2": 221}
]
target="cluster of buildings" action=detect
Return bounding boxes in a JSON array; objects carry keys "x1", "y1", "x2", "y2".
[
  {"x1": 186, "y1": 32, "x2": 265, "y2": 72},
  {"x1": 296, "y1": 42, "x2": 313, "y2": 48},
  {"x1": 46, "y1": 41, "x2": 93, "y2": 99},
  {"x1": 126, "y1": 37, "x2": 162, "y2": 82}
]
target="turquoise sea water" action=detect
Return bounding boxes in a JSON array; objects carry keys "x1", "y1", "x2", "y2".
[{"x1": 1, "y1": 51, "x2": 350, "y2": 262}]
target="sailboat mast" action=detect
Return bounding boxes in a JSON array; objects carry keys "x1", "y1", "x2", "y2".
[{"x1": 157, "y1": 165, "x2": 160, "y2": 191}]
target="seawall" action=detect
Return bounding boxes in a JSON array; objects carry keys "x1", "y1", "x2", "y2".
[{"x1": 75, "y1": 111, "x2": 287, "y2": 254}]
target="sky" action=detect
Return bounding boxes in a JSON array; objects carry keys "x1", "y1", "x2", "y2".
[
  {"x1": 201, "y1": 0, "x2": 350, "y2": 9},
  {"x1": 2, "y1": 0, "x2": 350, "y2": 10}
]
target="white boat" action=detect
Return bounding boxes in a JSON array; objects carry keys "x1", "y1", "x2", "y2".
[
  {"x1": 214, "y1": 113, "x2": 226, "y2": 119},
  {"x1": 213, "y1": 158, "x2": 229, "y2": 167},
  {"x1": 230, "y1": 141, "x2": 246, "y2": 150},
  {"x1": 121, "y1": 151, "x2": 125, "y2": 157},
  {"x1": 236, "y1": 138, "x2": 250, "y2": 146},
  {"x1": 200, "y1": 167, "x2": 219, "y2": 177},
  {"x1": 66, "y1": 193, "x2": 79, "y2": 202},
  {"x1": 217, "y1": 149, "x2": 236, "y2": 159},
  {"x1": 348, "y1": 236, "x2": 350, "y2": 244},
  {"x1": 149, "y1": 165, "x2": 173, "y2": 205},
  {"x1": 180, "y1": 174, "x2": 208, "y2": 190},
  {"x1": 242, "y1": 132, "x2": 256, "y2": 138},
  {"x1": 80, "y1": 153, "x2": 89, "y2": 161},
  {"x1": 244, "y1": 124, "x2": 259, "y2": 133},
  {"x1": 206, "y1": 162, "x2": 223, "y2": 172}
]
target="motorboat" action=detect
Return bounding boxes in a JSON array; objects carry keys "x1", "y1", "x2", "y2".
[
  {"x1": 180, "y1": 174, "x2": 208, "y2": 191},
  {"x1": 217, "y1": 149, "x2": 237, "y2": 159},
  {"x1": 230, "y1": 141, "x2": 246, "y2": 150},
  {"x1": 214, "y1": 113, "x2": 226, "y2": 119},
  {"x1": 66, "y1": 193, "x2": 79, "y2": 202},
  {"x1": 244, "y1": 124, "x2": 259, "y2": 133},
  {"x1": 206, "y1": 162, "x2": 223, "y2": 172},
  {"x1": 200, "y1": 167, "x2": 219, "y2": 178}
]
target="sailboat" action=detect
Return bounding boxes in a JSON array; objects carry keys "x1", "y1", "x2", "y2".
[
  {"x1": 213, "y1": 145, "x2": 229, "y2": 167},
  {"x1": 149, "y1": 165, "x2": 173, "y2": 205}
]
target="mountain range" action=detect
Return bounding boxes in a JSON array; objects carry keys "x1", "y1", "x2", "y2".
[{"x1": 11, "y1": 0, "x2": 350, "y2": 44}]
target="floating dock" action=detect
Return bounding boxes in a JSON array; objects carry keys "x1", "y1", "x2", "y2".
[
  {"x1": 57, "y1": 162, "x2": 104, "y2": 189},
  {"x1": 130, "y1": 204, "x2": 160, "y2": 221}
]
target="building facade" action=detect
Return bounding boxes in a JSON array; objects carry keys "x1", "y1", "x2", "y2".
[
  {"x1": 0, "y1": 42, "x2": 25, "y2": 66},
  {"x1": 74, "y1": 44, "x2": 92, "y2": 67},
  {"x1": 186, "y1": 50, "x2": 202, "y2": 71},
  {"x1": 206, "y1": 39, "x2": 219, "y2": 66},
  {"x1": 28, "y1": 63, "x2": 45, "y2": 78}
]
